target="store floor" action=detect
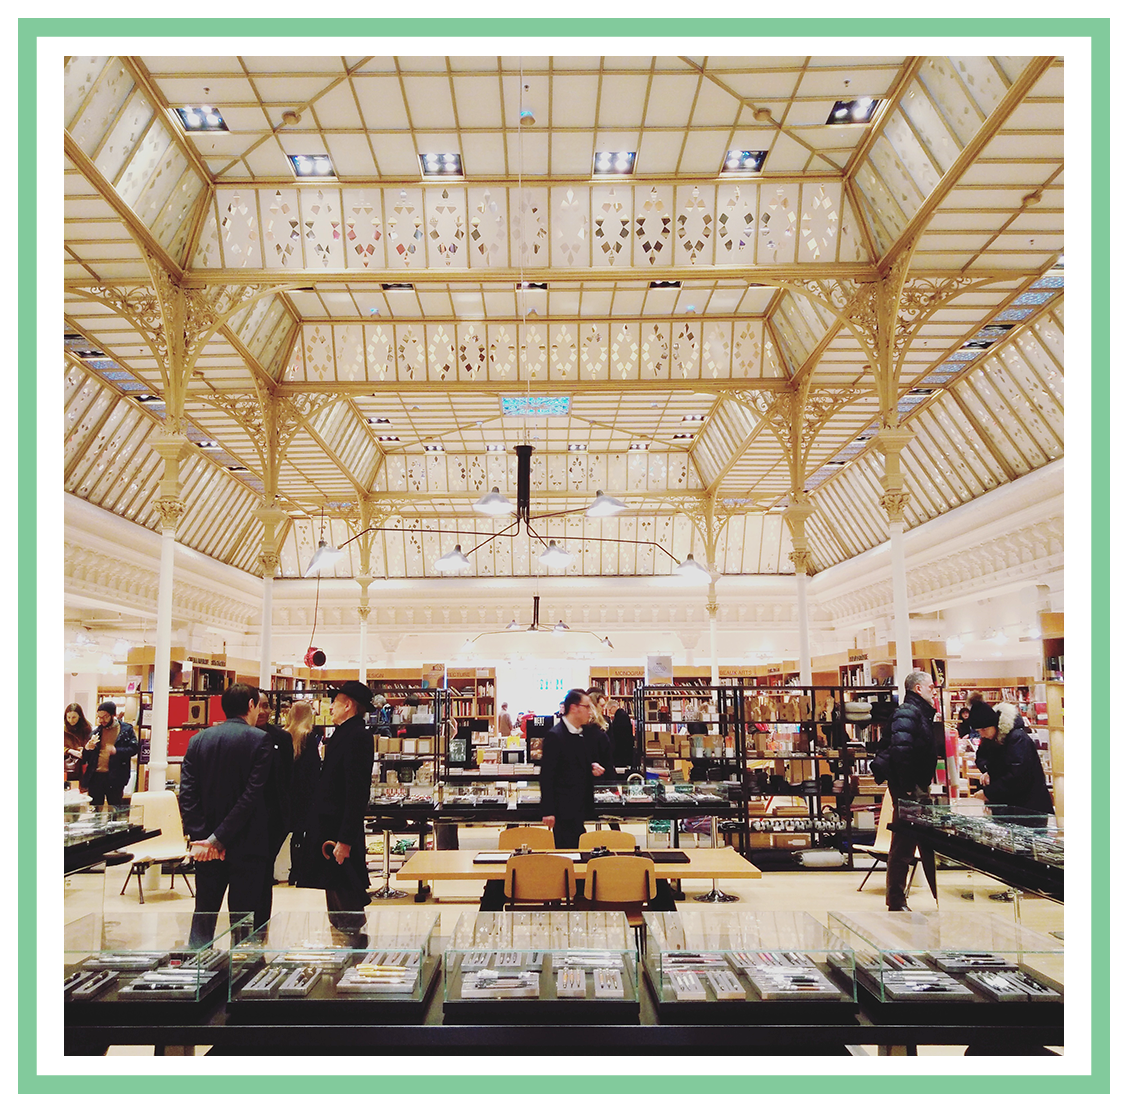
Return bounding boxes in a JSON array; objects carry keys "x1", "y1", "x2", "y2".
[{"x1": 62, "y1": 823, "x2": 1064, "y2": 1058}]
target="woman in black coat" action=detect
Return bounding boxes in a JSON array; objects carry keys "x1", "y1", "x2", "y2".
[{"x1": 970, "y1": 701, "x2": 1054, "y2": 824}]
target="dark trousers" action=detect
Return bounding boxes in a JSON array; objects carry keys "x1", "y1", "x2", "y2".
[
  {"x1": 885, "y1": 826, "x2": 920, "y2": 909},
  {"x1": 326, "y1": 887, "x2": 369, "y2": 933},
  {"x1": 190, "y1": 855, "x2": 269, "y2": 946},
  {"x1": 258, "y1": 830, "x2": 288, "y2": 927},
  {"x1": 86, "y1": 772, "x2": 125, "y2": 807},
  {"x1": 553, "y1": 819, "x2": 584, "y2": 849}
]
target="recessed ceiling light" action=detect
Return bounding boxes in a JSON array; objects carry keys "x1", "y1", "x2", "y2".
[
  {"x1": 568, "y1": 443, "x2": 587, "y2": 452},
  {"x1": 593, "y1": 150, "x2": 636, "y2": 175},
  {"x1": 682, "y1": 414, "x2": 707, "y2": 422},
  {"x1": 367, "y1": 417, "x2": 391, "y2": 424},
  {"x1": 288, "y1": 153, "x2": 335, "y2": 178},
  {"x1": 381, "y1": 282, "x2": 414, "y2": 291},
  {"x1": 485, "y1": 443, "x2": 506, "y2": 453},
  {"x1": 673, "y1": 433, "x2": 695, "y2": 440},
  {"x1": 649, "y1": 280, "x2": 681, "y2": 289},
  {"x1": 419, "y1": 152, "x2": 463, "y2": 177},
  {"x1": 826, "y1": 98, "x2": 879, "y2": 125},
  {"x1": 721, "y1": 149, "x2": 767, "y2": 174},
  {"x1": 176, "y1": 105, "x2": 229, "y2": 132},
  {"x1": 376, "y1": 435, "x2": 400, "y2": 442},
  {"x1": 629, "y1": 441, "x2": 649, "y2": 451},
  {"x1": 423, "y1": 444, "x2": 445, "y2": 453},
  {"x1": 517, "y1": 281, "x2": 547, "y2": 290},
  {"x1": 227, "y1": 465, "x2": 249, "y2": 472},
  {"x1": 195, "y1": 440, "x2": 220, "y2": 448}
]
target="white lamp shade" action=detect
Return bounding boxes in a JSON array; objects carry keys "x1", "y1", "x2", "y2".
[
  {"x1": 434, "y1": 544, "x2": 472, "y2": 572},
  {"x1": 585, "y1": 490, "x2": 628, "y2": 517},
  {"x1": 472, "y1": 486, "x2": 515, "y2": 516},
  {"x1": 304, "y1": 540, "x2": 342, "y2": 576},
  {"x1": 537, "y1": 541, "x2": 573, "y2": 569},
  {"x1": 674, "y1": 553, "x2": 712, "y2": 585}
]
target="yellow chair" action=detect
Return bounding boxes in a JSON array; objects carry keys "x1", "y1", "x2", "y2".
[
  {"x1": 503, "y1": 853, "x2": 574, "y2": 909},
  {"x1": 578, "y1": 829, "x2": 637, "y2": 851},
  {"x1": 498, "y1": 825, "x2": 555, "y2": 851},
  {"x1": 852, "y1": 791, "x2": 918, "y2": 894},
  {"x1": 581, "y1": 855, "x2": 657, "y2": 953},
  {"x1": 119, "y1": 790, "x2": 195, "y2": 903}
]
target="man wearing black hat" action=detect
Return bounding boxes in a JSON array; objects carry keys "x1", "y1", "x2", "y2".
[
  {"x1": 291, "y1": 680, "x2": 376, "y2": 931},
  {"x1": 79, "y1": 701, "x2": 138, "y2": 809},
  {"x1": 969, "y1": 700, "x2": 1054, "y2": 824}
]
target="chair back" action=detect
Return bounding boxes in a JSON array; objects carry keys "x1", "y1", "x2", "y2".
[
  {"x1": 870, "y1": 791, "x2": 896, "y2": 853},
  {"x1": 498, "y1": 826, "x2": 555, "y2": 851},
  {"x1": 583, "y1": 855, "x2": 657, "y2": 903},
  {"x1": 126, "y1": 790, "x2": 189, "y2": 858},
  {"x1": 503, "y1": 854, "x2": 573, "y2": 906},
  {"x1": 578, "y1": 829, "x2": 637, "y2": 851}
]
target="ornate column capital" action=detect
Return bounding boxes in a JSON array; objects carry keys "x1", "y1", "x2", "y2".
[
  {"x1": 789, "y1": 546, "x2": 812, "y2": 574},
  {"x1": 880, "y1": 491, "x2": 911, "y2": 524},
  {"x1": 153, "y1": 495, "x2": 186, "y2": 531},
  {"x1": 256, "y1": 551, "x2": 280, "y2": 578},
  {"x1": 357, "y1": 604, "x2": 371, "y2": 622}
]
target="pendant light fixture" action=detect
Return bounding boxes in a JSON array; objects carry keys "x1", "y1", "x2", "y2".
[
  {"x1": 434, "y1": 544, "x2": 472, "y2": 572},
  {"x1": 472, "y1": 486, "x2": 514, "y2": 516},
  {"x1": 675, "y1": 553, "x2": 712, "y2": 584},
  {"x1": 585, "y1": 490, "x2": 628, "y2": 517},
  {"x1": 537, "y1": 540, "x2": 573, "y2": 569}
]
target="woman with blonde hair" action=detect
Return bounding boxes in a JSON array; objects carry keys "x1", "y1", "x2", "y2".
[{"x1": 285, "y1": 700, "x2": 322, "y2": 885}]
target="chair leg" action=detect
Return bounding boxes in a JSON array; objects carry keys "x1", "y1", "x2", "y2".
[
  {"x1": 119, "y1": 865, "x2": 132, "y2": 897},
  {"x1": 136, "y1": 863, "x2": 146, "y2": 904},
  {"x1": 857, "y1": 856, "x2": 880, "y2": 892},
  {"x1": 906, "y1": 862, "x2": 918, "y2": 897}
]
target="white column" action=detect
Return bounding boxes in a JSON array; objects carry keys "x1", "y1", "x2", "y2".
[
  {"x1": 147, "y1": 428, "x2": 188, "y2": 791},
  {"x1": 889, "y1": 518, "x2": 913, "y2": 688},
  {"x1": 356, "y1": 576, "x2": 374, "y2": 683},
  {"x1": 258, "y1": 573, "x2": 274, "y2": 689},
  {"x1": 795, "y1": 569, "x2": 812, "y2": 685},
  {"x1": 706, "y1": 585, "x2": 720, "y2": 687},
  {"x1": 147, "y1": 525, "x2": 177, "y2": 790},
  {"x1": 784, "y1": 500, "x2": 816, "y2": 688},
  {"x1": 876, "y1": 428, "x2": 915, "y2": 691}
]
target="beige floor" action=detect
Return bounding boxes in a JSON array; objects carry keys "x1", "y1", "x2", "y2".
[{"x1": 63, "y1": 823, "x2": 1064, "y2": 1057}]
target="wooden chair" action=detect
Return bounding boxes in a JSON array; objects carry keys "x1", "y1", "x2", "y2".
[
  {"x1": 120, "y1": 790, "x2": 195, "y2": 903},
  {"x1": 578, "y1": 829, "x2": 637, "y2": 851},
  {"x1": 581, "y1": 855, "x2": 657, "y2": 953},
  {"x1": 498, "y1": 825, "x2": 555, "y2": 851},
  {"x1": 852, "y1": 791, "x2": 918, "y2": 894},
  {"x1": 503, "y1": 853, "x2": 574, "y2": 909}
]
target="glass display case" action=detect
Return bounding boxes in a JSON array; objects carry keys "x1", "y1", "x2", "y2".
[
  {"x1": 898, "y1": 799, "x2": 1064, "y2": 862},
  {"x1": 642, "y1": 910, "x2": 856, "y2": 1016},
  {"x1": 827, "y1": 910, "x2": 1063, "y2": 1013},
  {"x1": 64, "y1": 910, "x2": 251, "y2": 1013},
  {"x1": 436, "y1": 781, "x2": 511, "y2": 808},
  {"x1": 63, "y1": 802, "x2": 133, "y2": 841},
  {"x1": 443, "y1": 911, "x2": 638, "y2": 1018},
  {"x1": 228, "y1": 908, "x2": 439, "y2": 1014}
]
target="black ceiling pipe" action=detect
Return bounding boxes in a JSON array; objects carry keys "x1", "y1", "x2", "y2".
[{"x1": 515, "y1": 443, "x2": 533, "y2": 524}]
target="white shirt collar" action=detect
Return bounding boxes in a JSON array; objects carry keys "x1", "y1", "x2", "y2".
[{"x1": 563, "y1": 718, "x2": 583, "y2": 735}]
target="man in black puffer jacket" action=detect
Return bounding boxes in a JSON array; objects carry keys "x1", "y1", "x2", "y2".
[{"x1": 870, "y1": 671, "x2": 940, "y2": 910}]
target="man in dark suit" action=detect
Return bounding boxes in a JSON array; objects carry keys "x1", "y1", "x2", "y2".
[
  {"x1": 254, "y1": 688, "x2": 294, "y2": 919},
  {"x1": 179, "y1": 683, "x2": 273, "y2": 943},
  {"x1": 540, "y1": 688, "x2": 605, "y2": 849},
  {"x1": 291, "y1": 680, "x2": 376, "y2": 933}
]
